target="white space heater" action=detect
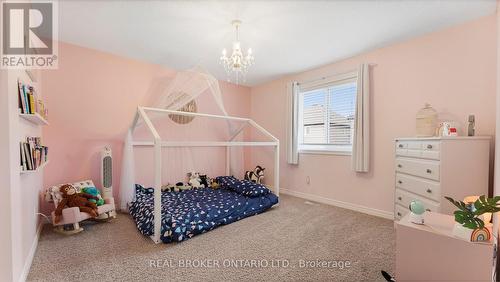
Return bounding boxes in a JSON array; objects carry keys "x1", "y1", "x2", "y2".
[{"x1": 101, "y1": 146, "x2": 113, "y2": 199}]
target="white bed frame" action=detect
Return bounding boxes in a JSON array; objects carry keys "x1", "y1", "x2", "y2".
[{"x1": 129, "y1": 106, "x2": 280, "y2": 243}]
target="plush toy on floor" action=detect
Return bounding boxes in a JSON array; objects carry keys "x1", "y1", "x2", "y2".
[
  {"x1": 47, "y1": 180, "x2": 116, "y2": 235},
  {"x1": 187, "y1": 172, "x2": 203, "y2": 188},
  {"x1": 244, "y1": 166, "x2": 265, "y2": 184},
  {"x1": 54, "y1": 184, "x2": 99, "y2": 224}
]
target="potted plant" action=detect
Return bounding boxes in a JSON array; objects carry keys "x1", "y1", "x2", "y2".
[{"x1": 445, "y1": 195, "x2": 500, "y2": 242}]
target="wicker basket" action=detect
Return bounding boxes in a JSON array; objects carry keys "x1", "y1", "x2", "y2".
[
  {"x1": 169, "y1": 100, "x2": 197, "y2": 124},
  {"x1": 166, "y1": 92, "x2": 198, "y2": 124},
  {"x1": 416, "y1": 103, "x2": 437, "y2": 137}
]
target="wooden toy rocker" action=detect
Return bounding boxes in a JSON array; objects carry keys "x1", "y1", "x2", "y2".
[{"x1": 46, "y1": 180, "x2": 116, "y2": 235}]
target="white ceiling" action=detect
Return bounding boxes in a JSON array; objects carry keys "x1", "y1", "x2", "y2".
[{"x1": 58, "y1": 0, "x2": 497, "y2": 86}]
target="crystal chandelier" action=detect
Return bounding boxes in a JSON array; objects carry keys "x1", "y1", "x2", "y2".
[{"x1": 220, "y1": 20, "x2": 254, "y2": 83}]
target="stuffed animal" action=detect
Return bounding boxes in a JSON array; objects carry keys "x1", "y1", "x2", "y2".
[
  {"x1": 161, "y1": 184, "x2": 175, "y2": 192},
  {"x1": 187, "y1": 172, "x2": 203, "y2": 188},
  {"x1": 54, "y1": 184, "x2": 99, "y2": 224},
  {"x1": 176, "y1": 182, "x2": 192, "y2": 191},
  {"x1": 173, "y1": 184, "x2": 180, "y2": 192},
  {"x1": 244, "y1": 166, "x2": 265, "y2": 184},
  {"x1": 199, "y1": 174, "x2": 209, "y2": 188},
  {"x1": 209, "y1": 178, "x2": 220, "y2": 189},
  {"x1": 81, "y1": 186, "x2": 105, "y2": 206}
]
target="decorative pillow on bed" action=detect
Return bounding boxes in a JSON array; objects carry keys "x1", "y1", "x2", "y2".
[
  {"x1": 216, "y1": 176, "x2": 270, "y2": 197},
  {"x1": 135, "y1": 184, "x2": 154, "y2": 194},
  {"x1": 215, "y1": 176, "x2": 240, "y2": 190},
  {"x1": 237, "y1": 180, "x2": 271, "y2": 197}
]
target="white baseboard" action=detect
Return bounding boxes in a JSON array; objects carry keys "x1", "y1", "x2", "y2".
[
  {"x1": 280, "y1": 188, "x2": 394, "y2": 220},
  {"x1": 19, "y1": 223, "x2": 44, "y2": 282}
]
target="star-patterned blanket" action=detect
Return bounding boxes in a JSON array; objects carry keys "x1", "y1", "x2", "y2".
[
  {"x1": 129, "y1": 183, "x2": 278, "y2": 243},
  {"x1": 216, "y1": 176, "x2": 272, "y2": 197}
]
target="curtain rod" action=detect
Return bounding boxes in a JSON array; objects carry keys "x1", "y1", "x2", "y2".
[{"x1": 297, "y1": 63, "x2": 377, "y2": 86}]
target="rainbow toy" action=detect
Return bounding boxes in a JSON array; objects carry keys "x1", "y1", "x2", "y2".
[{"x1": 471, "y1": 228, "x2": 491, "y2": 242}]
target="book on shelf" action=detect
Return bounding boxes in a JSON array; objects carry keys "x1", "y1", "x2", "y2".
[
  {"x1": 28, "y1": 88, "x2": 35, "y2": 114},
  {"x1": 20, "y1": 136, "x2": 48, "y2": 172},
  {"x1": 19, "y1": 142, "x2": 26, "y2": 171},
  {"x1": 17, "y1": 79, "x2": 48, "y2": 120}
]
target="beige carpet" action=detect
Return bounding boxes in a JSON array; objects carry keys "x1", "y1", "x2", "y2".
[{"x1": 28, "y1": 195, "x2": 395, "y2": 281}]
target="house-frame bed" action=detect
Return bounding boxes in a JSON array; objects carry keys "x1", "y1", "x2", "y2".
[{"x1": 128, "y1": 106, "x2": 279, "y2": 243}]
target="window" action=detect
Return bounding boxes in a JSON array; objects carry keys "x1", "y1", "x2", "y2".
[{"x1": 298, "y1": 73, "x2": 357, "y2": 154}]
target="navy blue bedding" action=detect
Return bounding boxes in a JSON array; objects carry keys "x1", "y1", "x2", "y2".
[
  {"x1": 129, "y1": 184, "x2": 278, "y2": 243},
  {"x1": 216, "y1": 176, "x2": 271, "y2": 197}
]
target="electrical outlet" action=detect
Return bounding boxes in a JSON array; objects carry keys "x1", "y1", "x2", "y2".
[{"x1": 306, "y1": 176, "x2": 310, "y2": 185}]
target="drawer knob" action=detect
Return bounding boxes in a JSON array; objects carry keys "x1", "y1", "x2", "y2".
[
  {"x1": 397, "y1": 212, "x2": 402, "y2": 216},
  {"x1": 426, "y1": 188, "x2": 432, "y2": 193},
  {"x1": 398, "y1": 144, "x2": 403, "y2": 148},
  {"x1": 397, "y1": 164, "x2": 402, "y2": 168},
  {"x1": 397, "y1": 196, "x2": 402, "y2": 201},
  {"x1": 398, "y1": 180, "x2": 403, "y2": 184},
  {"x1": 426, "y1": 169, "x2": 432, "y2": 174},
  {"x1": 427, "y1": 144, "x2": 433, "y2": 149}
]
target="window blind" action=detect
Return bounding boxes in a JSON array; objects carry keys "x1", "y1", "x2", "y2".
[{"x1": 299, "y1": 76, "x2": 357, "y2": 152}]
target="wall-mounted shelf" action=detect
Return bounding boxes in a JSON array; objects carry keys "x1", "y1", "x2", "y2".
[
  {"x1": 19, "y1": 112, "x2": 49, "y2": 126},
  {"x1": 20, "y1": 160, "x2": 49, "y2": 175}
]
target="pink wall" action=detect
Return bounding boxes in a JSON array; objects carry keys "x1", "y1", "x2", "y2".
[
  {"x1": 249, "y1": 15, "x2": 497, "y2": 215},
  {"x1": 132, "y1": 96, "x2": 251, "y2": 188},
  {"x1": 42, "y1": 14, "x2": 497, "y2": 216},
  {"x1": 494, "y1": 1, "x2": 500, "y2": 237},
  {"x1": 2, "y1": 68, "x2": 46, "y2": 281},
  {"x1": 0, "y1": 70, "x2": 13, "y2": 281},
  {"x1": 41, "y1": 42, "x2": 251, "y2": 210}
]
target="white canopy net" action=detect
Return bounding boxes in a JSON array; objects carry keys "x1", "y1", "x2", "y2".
[
  {"x1": 155, "y1": 66, "x2": 228, "y2": 116},
  {"x1": 119, "y1": 67, "x2": 234, "y2": 211}
]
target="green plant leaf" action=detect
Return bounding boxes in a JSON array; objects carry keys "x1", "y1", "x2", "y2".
[
  {"x1": 476, "y1": 218, "x2": 485, "y2": 229},
  {"x1": 473, "y1": 195, "x2": 500, "y2": 216},
  {"x1": 445, "y1": 196, "x2": 468, "y2": 212},
  {"x1": 454, "y1": 210, "x2": 480, "y2": 229},
  {"x1": 446, "y1": 195, "x2": 496, "y2": 229}
]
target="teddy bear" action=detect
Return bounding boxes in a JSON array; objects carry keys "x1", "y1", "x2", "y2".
[
  {"x1": 54, "y1": 184, "x2": 100, "y2": 224},
  {"x1": 187, "y1": 172, "x2": 203, "y2": 188}
]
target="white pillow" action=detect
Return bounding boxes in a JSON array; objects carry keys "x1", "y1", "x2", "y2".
[{"x1": 45, "y1": 180, "x2": 96, "y2": 204}]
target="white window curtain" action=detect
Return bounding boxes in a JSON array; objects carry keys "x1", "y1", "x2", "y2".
[
  {"x1": 352, "y1": 63, "x2": 370, "y2": 172},
  {"x1": 286, "y1": 81, "x2": 299, "y2": 164}
]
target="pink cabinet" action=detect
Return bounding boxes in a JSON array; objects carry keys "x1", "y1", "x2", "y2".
[{"x1": 396, "y1": 212, "x2": 496, "y2": 281}]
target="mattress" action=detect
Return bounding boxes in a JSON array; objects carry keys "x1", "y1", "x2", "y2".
[{"x1": 129, "y1": 184, "x2": 278, "y2": 243}]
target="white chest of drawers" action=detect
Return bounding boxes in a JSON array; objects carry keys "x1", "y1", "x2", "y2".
[{"x1": 394, "y1": 137, "x2": 490, "y2": 220}]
